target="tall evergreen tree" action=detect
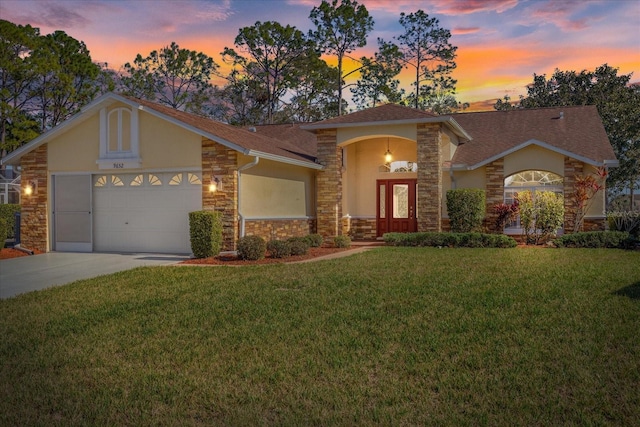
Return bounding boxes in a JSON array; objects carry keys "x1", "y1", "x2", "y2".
[
  {"x1": 389, "y1": 10, "x2": 457, "y2": 110},
  {"x1": 222, "y1": 21, "x2": 316, "y2": 124},
  {"x1": 309, "y1": 0, "x2": 373, "y2": 115}
]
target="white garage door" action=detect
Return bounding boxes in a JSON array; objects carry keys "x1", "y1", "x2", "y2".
[{"x1": 93, "y1": 172, "x2": 202, "y2": 253}]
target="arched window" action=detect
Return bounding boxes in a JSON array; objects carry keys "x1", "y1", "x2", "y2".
[
  {"x1": 98, "y1": 106, "x2": 141, "y2": 169},
  {"x1": 504, "y1": 170, "x2": 563, "y2": 230}
]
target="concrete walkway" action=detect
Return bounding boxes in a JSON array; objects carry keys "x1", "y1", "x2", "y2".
[{"x1": 0, "y1": 252, "x2": 189, "y2": 299}]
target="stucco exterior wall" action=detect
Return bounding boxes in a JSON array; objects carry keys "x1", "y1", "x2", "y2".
[
  {"x1": 239, "y1": 158, "x2": 315, "y2": 219},
  {"x1": 452, "y1": 167, "x2": 486, "y2": 190},
  {"x1": 343, "y1": 138, "x2": 417, "y2": 218},
  {"x1": 504, "y1": 145, "x2": 564, "y2": 177},
  {"x1": 337, "y1": 124, "x2": 416, "y2": 146},
  {"x1": 138, "y1": 112, "x2": 201, "y2": 169},
  {"x1": 48, "y1": 115, "x2": 101, "y2": 172},
  {"x1": 48, "y1": 106, "x2": 201, "y2": 172}
]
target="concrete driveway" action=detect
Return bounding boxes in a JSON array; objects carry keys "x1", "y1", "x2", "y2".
[{"x1": 0, "y1": 252, "x2": 190, "y2": 299}]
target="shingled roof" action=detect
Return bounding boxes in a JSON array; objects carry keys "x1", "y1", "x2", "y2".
[
  {"x1": 301, "y1": 103, "x2": 472, "y2": 141},
  {"x1": 305, "y1": 103, "x2": 437, "y2": 127},
  {"x1": 451, "y1": 105, "x2": 617, "y2": 168},
  {"x1": 126, "y1": 97, "x2": 319, "y2": 166},
  {"x1": 249, "y1": 123, "x2": 318, "y2": 158}
]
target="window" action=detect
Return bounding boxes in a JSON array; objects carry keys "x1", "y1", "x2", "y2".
[
  {"x1": 504, "y1": 170, "x2": 563, "y2": 231},
  {"x1": 385, "y1": 160, "x2": 418, "y2": 173},
  {"x1": 98, "y1": 106, "x2": 141, "y2": 169},
  {"x1": 107, "y1": 108, "x2": 131, "y2": 153}
]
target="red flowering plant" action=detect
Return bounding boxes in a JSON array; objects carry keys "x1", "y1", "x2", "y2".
[
  {"x1": 573, "y1": 166, "x2": 607, "y2": 232},
  {"x1": 494, "y1": 198, "x2": 519, "y2": 231}
]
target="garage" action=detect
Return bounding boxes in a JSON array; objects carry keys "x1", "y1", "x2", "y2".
[{"x1": 92, "y1": 171, "x2": 202, "y2": 253}]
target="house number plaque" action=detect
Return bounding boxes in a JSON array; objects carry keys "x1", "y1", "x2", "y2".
[{"x1": 97, "y1": 159, "x2": 142, "y2": 170}]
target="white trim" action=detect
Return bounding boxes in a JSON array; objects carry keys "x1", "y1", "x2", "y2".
[
  {"x1": 246, "y1": 150, "x2": 324, "y2": 170},
  {"x1": 465, "y1": 139, "x2": 615, "y2": 170}
]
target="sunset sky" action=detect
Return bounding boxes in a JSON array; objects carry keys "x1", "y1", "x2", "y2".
[{"x1": 2, "y1": 0, "x2": 639, "y2": 111}]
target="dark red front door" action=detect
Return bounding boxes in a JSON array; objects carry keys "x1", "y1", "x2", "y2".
[{"x1": 376, "y1": 179, "x2": 417, "y2": 237}]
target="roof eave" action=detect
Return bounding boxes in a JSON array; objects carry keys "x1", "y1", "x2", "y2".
[
  {"x1": 465, "y1": 139, "x2": 611, "y2": 170},
  {"x1": 247, "y1": 150, "x2": 324, "y2": 170},
  {"x1": 301, "y1": 116, "x2": 472, "y2": 142}
]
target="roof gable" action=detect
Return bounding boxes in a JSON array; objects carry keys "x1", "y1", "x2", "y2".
[
  {"x1": 2, "y1": 93, "x2": 321, "y2": 169},
  {"x1": 451, "y1": 105, "x2": 617, "y2": 168}
]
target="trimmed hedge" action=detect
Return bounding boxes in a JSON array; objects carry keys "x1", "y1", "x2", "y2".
[
  {"x1": 446, "y1": 189, "x2": 485, "y2": 233},
  {"x1": 267, "y1": 240, "x2": 291, "y2": 258},
  {"x1": 334, "y1": 235, "x2": 351, "y2": 248},
  {"x1": 304, "y1": 233, "x2": 324, "y2": 248},
  {"x1": 553, "y1": 231, "x2": 631, "y2": 249},
  {"x1": 237, "y1": 235, "x2": 266, "y2": 260},
  {"x1": 383, "y1": 232, "x2": 517, "y2": 248},
  {"x1": 0, "y1": 204, "x2": 20, "y2": 239},
  {"x1": 287, "y1": 237, "x2": 310, "y2": 255},
  {"x1": 189, "y1": 211, "x2": 223, "y2": 258},
  {"x1": 0, "y1": 217, "x2": 7, "y2": 247}
]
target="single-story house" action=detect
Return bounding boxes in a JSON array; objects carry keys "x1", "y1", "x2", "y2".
[{"x1": 1, "y1": 92, "x2": 617, "y2": 253}]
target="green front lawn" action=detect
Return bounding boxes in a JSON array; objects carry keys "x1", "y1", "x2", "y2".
[{"x1": 1, "y1": 248, "x2": 639, "y2": 425}]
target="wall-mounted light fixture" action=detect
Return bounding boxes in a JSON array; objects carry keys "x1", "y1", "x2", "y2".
[
  {"x1": 24, "y1": 180, "x2": 37, "y2": 196},
  {"x1": 208, "y1": 176, "x2": 222, "y2": 192},
  {"x1": 384, "y1": 138, "x2": 393, "y2": 164}
]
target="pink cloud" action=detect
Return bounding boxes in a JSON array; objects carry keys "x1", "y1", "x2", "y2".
[
  {"x1": 453, "y1": 27, "x2": 481, "y2": 35},
  {"x1": 309, "y1": 0, "x2": 519, "y2": 15},
  {"x1": 530, "y1": 1, "x2": 593, "y2": 31},
  {"x1": 431, "y1": 0, "x2": 519, "y2": 15}
]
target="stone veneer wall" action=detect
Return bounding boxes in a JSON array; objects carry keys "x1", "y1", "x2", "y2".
[
  {"x1": 202, "y1": 138, "x2": 238, "y2": 251},
  {"x1": 416, "y1": 123, "x2": 442, "y2": 232},
  {"x1": 563, "y1": 157, "x2": 584, "y2": 233},
  {"x1": 347, "y1": 217, "x2": 377, "y2": 240},
  {"x1": 243, "y1": 219, "x2": 315, "y2": 241},
  {"x1": 315, "y1": 129, "x2": 342, "y2": 237},
  {"x1": 583, "y1": 218, "x2": 606, "y2": 231},
  {"x1": 484, "y1": 159, "x2": 505, "y2": 233},
  {"x1": 20, "y1": 145, "x2": 48, "y2": 252}
]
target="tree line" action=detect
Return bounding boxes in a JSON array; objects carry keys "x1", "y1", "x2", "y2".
[{"x1": 1, "y1": 0, "x2": 637, "y2": 202}]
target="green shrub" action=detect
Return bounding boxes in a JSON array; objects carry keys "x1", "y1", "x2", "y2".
[
  {"x1": 334, "y1": 235, "x2": 351, "y2": 248},
  {"x1": 0, "y1": 204, "x2": 20, "y2": 239},
  {"x1": 189, "y1": 211, "x2": 222, "y2": 258},
  {"x1": 516, "y1": 190, "x2": 564, "y2": 244},
  {"x1": 0, "y1": 217, "x2": 7, "y2": 247},
  {"x1": 237, "y1": 235, "x2": 266, "y2": 260},
  {"x1": 446, "y1": 189, "x2": 486, "y2": 233},
  {"x1": 287, "y1": 237, "x2": 310, "y2": 255},
  {"x1": 608, "y1": 211, "x2": 640, "y2": 237},
  {"x1": 304, "y1": 233, "x2": 324, "y2": 248},
  {"x1": 553, "y1": 231, "x2": 630, "y2": 248},
  {"x1": 267, "y1": 240, "x2": 291, "y2": 258},
  {"x1": 383, "y1": 232, "x2": 517, "y2": 248}
]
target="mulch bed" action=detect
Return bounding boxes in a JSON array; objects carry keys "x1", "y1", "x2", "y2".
[
  {"x1": 181, "y1": 246, "x2": 352, "y2": 265},
  {"x1": 0, "y1": 247, "x2": 353, "y2": 263},
  {"x1": 0, "y1": 248, "x2": 44, "y2": 259}
]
